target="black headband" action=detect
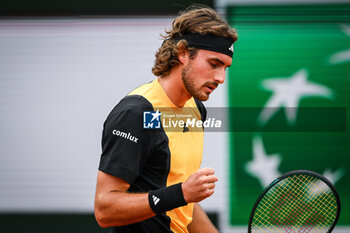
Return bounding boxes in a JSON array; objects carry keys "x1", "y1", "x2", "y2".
[{"x1": 176, "y1": 32, "x2": 234, "y2": 58}]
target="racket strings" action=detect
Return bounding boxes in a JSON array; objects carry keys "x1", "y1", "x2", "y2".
[{"x1": 251, "y1": 174, "x2": 338, "y2": 233}]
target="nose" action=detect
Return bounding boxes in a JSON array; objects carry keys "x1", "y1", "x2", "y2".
[{"x1": 214, "y1": 69, "x2": 226, "y2": 84}]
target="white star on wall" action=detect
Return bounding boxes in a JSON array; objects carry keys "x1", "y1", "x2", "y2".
[
  {"x1": 328, "y1": 24, "x2": 350, "y2": 65},
  {"x1": 323, "y1": 167, "x2": 346, "y2": 185},
  {"x1": 257, "y1": 69, "x2": 333, "y2": 127},
  {"x1": 246, "y1": 135, "x2": 281, "y2": 188},
  {"x1": 309, "y1": 168, "x2": 346, "y2": 197}
]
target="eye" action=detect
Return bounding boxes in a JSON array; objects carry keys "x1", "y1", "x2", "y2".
[{"x1": 210, "y1": 62, "x2": 217, "y2": 68}]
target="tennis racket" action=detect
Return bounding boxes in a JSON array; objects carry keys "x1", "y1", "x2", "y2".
[{"x1": 248, "y1": 170, "x2": 341, "y2": 233}]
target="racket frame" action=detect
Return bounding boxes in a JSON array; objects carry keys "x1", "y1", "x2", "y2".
[{"x1": 247, "y1": 170, "x2": 341, "y2": 233}]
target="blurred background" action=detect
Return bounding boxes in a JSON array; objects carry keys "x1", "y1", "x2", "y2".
[{"x1": 1, "y1": 0, "x2": 349, "y2": 232}]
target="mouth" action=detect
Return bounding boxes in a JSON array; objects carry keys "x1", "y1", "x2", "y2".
[{"x1": 205, "y1": 84, "x2": 216, "y2": 93}]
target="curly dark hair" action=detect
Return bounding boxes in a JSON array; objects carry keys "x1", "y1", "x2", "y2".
[{"x1": 152, "y1": 6, "x2": 238, "y2": 77}]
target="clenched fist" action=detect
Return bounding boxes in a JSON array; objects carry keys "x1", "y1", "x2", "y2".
[{"x1": 181, "y1": 168, "x2": 218, "y2": 203}]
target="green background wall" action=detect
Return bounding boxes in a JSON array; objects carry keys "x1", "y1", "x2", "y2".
[{"x1": 228, "y1": 4, "x2": 350, "y2": 226}]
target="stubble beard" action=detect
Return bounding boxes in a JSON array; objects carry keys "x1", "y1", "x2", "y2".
[{"x1": 181, "y1": 63, "x2": 209, "y2": 101}]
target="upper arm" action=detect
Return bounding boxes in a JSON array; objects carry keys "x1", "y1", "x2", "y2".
[
  {"x1": 95, "y1": 171, "x2": 130, "y2": 208},
  {"x1": 94, "y1": 171, "x2": 154, "y2": 228},
  {"x1": 95, "y1": 96, "x2": 155, "y2": 225},
  {"x1": 99, "y1": 95, "x2": 154, "y2": 184},
  {"x1": 96, "y1": 170, "x2": 130, "y2": 194}
]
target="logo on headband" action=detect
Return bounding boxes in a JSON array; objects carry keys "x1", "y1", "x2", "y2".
[{"x1": 229, "y1": 44, "x2": 234, "y2": 53}]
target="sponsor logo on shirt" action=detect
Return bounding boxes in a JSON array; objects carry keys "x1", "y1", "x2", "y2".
[
  {"x1": 143, "y1": 110, "x2": 161, "y2": 129},
  {"x1": 112, "y1": 130, "x2": 138, "y2": 143}
]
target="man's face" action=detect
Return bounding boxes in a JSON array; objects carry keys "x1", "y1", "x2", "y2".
[{"x1": 182, "y1": 49, "x2": 232, "y2": 101}]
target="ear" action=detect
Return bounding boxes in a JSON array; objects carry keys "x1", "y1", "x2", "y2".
[{"x1": 178, "y1": 49, "x2": 189, "y2": 65}]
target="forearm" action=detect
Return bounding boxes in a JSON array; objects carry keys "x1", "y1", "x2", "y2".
[
  {"x1": 95, "y1": 167, "x2": 218, "y2": 228},
  {"x1": 95, "y1": 191, "x2": 155, "y2": 228}
]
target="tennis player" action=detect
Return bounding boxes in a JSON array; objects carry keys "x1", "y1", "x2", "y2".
[{"x1": 94, "y1": 6, "x2": 238, "y2": 233}]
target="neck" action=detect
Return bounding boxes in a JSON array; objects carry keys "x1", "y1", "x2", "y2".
[{"x1": 158, "y1": 66, "x2": 191, "y2": 108}]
